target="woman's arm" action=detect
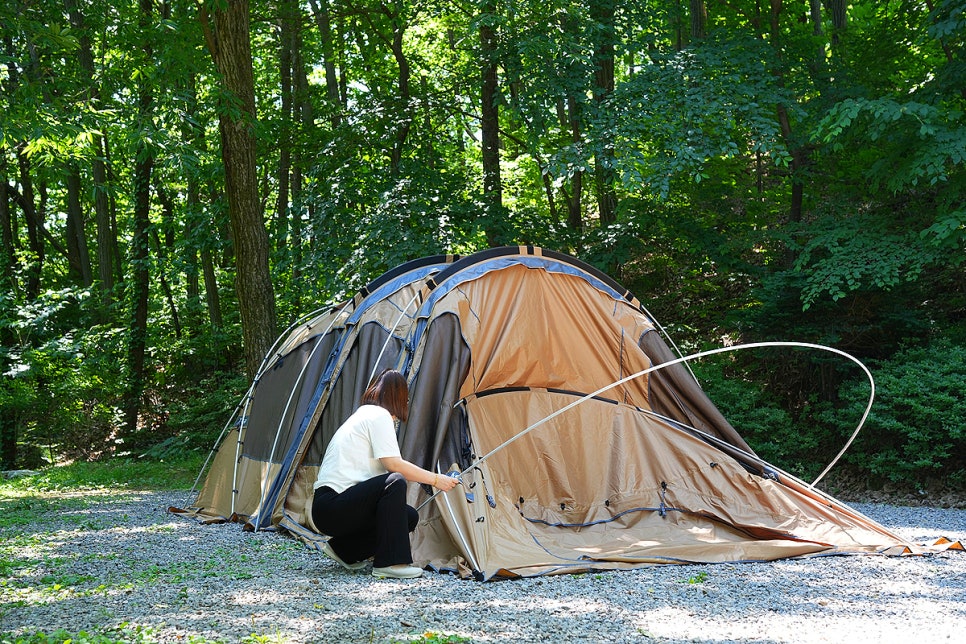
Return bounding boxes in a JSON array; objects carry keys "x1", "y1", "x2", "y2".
[{"x1": 379, "y1": 456, "x2": 460, "y2": 491}]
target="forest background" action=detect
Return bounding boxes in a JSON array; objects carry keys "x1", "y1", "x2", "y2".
[{"x1": 1, "y1": 0, "x2": 963, "y2": 497}]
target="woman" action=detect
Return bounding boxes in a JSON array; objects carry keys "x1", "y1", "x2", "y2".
[{"x1": 311, "y1": 369, "x2": 459, "y2": 579}]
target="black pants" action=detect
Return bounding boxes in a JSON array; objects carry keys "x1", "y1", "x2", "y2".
[{"x1": 312, "y1": 472, "x2": 419, "y2": 568}]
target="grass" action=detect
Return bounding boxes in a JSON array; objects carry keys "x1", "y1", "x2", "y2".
[
  {"x1": 1, "y1": 630, "x2": 474, "y2": 644},
  {"x1": 1, "y1": 455, "x2": 479, "y2": 644},
  {"x1": 0, "y1": 452, "x2": 207, "y2": 498},
  {"x1": 0, "y1": 624, "x2": 158, "y2": 643}
]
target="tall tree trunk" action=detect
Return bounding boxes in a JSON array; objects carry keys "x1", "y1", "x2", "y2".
[
  {"x1": 308, "y1": 0, "x2": 344, "y2": 127},
  {"x1": 826, "y1": 0, "x2": 847, "y2": 46},
  {"x1": 182, "y1": 75, "x2": 203, "y2": 331},
  {"x1": 200, "y1": 0, "x2": 278, "y2": 380},
  {"x1": 765, "y1": 0, "x2": 806, "y2": 266},
  {"x1": 1, "y1": 152, "x2": 17, "y2": 468},
  {"x1": 65, "y1": 0, "x2": 114, "y2": 307},
  {"x1": 480, "y1": 0, "x2": 503, "y2": 246},
  {"x1": 154, "y1": 185, "x2": 182, "y2": 338},
  {"x1": 0, "y1": 151, "x2": 15, "y2": 288},
  {"x1": 65, "y1": 165, "x2": 93, "y2": 287},
  {"x1": 690, "y1": 0, "x2": 707, "y2": 39},
  {"x1": 275, "y1": 0, "x2": 295, "y2": 251},
  {"x1": 202, "y1": 245, "x2": 223, "y2": 331},
  {"x1": 123, "y1": 0, "x2": 155, "y2": 438},
  {"x1": 564, "y1": 98, "x2": 583, "y2": 235},
  {"x1": 16, "y1": 150, "x2": 43, "y2": 299},
  {"x1": 290, "y1": 34, "x2": 311, "y2": 312},
  {"x1": 387, "y1": 16, "x2": 412, "y2": 175},
  {"x1": 93, "y1": 137, "x2": 114, "y2": 306},
  {"x1": 592, "y1": 0, "x2": 618, "y2": 232}
]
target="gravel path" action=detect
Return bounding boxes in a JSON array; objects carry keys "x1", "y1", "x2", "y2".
[{"x1": 2, "y1": 490, "x2": 965, "y2": 643}]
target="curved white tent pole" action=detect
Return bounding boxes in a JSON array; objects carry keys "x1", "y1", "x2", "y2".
[
  {"x1": 253, "y1": 300, "x2": 356, "y2": 526},
  {"x1": 181, "y1": 305, "x2": 336, "y2": 509},
  {"x1": 231, "y1": 304, "x2": 343, "y2": 516},
  {"x1": 366, "y1": 288, "x2": 423, "y2": 386},
  {"x1": 419, "y1": 341, "x2": 873, "y2": 511}
]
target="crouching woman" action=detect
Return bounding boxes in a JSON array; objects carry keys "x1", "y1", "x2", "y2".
[{"x1": 311, "y1": 369, "x2": 459, "y2": 579}]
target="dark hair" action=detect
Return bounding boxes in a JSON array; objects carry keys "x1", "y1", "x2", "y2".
[{"x1": 361, "y1": 369, "x2": 409, "y2": 422}]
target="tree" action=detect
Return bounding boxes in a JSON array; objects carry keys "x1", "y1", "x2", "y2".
[
  {"x1": 199, "y1": 0, "x2": 277, "y2": 380},
  {"x1": 479, "y1": 0, "x2": 504, "y2": 246},
  {"x1": 122, "y1": 0, "x2": 156, "y2": 436}
]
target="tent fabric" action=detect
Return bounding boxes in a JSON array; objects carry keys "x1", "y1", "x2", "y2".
[{"x1": 173, "y1": 246, "x2": 962, "y2": 580}]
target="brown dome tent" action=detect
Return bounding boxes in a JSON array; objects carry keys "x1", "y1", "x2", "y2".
[{"x1": 173, "y1": 246, "x2": 961, "y2": 580}]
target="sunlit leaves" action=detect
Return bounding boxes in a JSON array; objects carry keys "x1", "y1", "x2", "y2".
[{"x1": 609, "y1": 34, "x2": 794, "y2": 200}]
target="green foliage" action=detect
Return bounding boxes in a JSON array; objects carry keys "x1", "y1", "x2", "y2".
[
  {"x1": 393, "y1": 633, "x2": 473, "y2": 644},
  {"x1": 814, "y1": 98, "x2": 966, "y2": 193},
  {"x1": 692, "y1": 358, "x2": 823, "y2": 481},
  {"x1": 1, "y1": 0, "x2": 964, "y2": 495},
  {"x1": 0, "y1": 624, "x2": 156, "y2": 644},
  {"x1": 694, "y1": 339, "x2": 966, "y2": 490},
  {"x1": 161, "y1": 373, "x2": 248, "y2": 454},
  {"x1": 791, "y1": 215, "x2": 936, "y2": 310},
  {"x1": 610, "y1": 33, "x2": 794, "y2": 200},
  {"x1": 812, "y1": 341, "x2": 966, "y2": 488},
  {"x1": 680, "y1": 570, "x2": 709, "y2": 585},
  {"x1": 0, "y1": 289, "x2": 126, "y2": 466}
]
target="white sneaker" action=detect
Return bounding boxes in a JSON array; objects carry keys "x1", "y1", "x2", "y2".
[
  {"x1": 372, "y1": 564, "x2": 423, "y2": 579},
  {"x1": 321, "y1": 541, "x2": 368, "y2": 571}
]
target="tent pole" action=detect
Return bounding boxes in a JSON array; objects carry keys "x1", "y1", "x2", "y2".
[
  {"x1": 366, "y1": 288, "x2": 422, "y2": 385},
  {"x1": 435, "y1": 462, "x2": 482, "y2": 573},
  {"x1": 426, "y1": 341, "x2": 873, "y2": 508},
  {"x1": 252, "y1": 299, "x2": 355, "y2": 530}
]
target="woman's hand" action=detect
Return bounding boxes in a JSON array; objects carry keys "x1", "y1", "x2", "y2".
[
  {"x1": 380, "y1": 456, "x2": 461, "y2": 492},
  {"x1": 431, "y1": 472, "x2": 460, "y2": 492}
]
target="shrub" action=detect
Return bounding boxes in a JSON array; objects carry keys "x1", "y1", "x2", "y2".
[
  {"x1": 812, "y1": 340, "x2": 966, "y2": 489},
  {"x1": 691, "y1": 358, "x2": 826, "y2": 481}
]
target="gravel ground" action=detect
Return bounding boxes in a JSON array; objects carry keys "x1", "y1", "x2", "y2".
[{"x1": 2, "y1": 490, "x2": 965, "y2": 643}]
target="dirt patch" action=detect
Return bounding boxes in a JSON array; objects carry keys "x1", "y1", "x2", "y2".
[{"x1": 818, "y1": 468, "x2": 966, "y2": 509}]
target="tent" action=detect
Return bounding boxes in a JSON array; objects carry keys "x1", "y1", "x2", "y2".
[{"x1": 173, "y1": 246, "x2": 961, "y2": 580}]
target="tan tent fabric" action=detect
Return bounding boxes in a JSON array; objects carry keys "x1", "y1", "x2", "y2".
[
  {"x1": 411, "y1": 388, "x2": 921, "y2": 579},
  {"x1": 173, "y1": 247, "x2": 962, "y2": 580}
]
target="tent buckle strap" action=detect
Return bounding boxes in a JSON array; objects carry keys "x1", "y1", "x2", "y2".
[{"x1": 659, "y1": 481, "x2": 668, "y2": 518}]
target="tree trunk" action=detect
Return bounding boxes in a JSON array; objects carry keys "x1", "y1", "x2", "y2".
[
  {"x1": 123, "y1": 0, "x2": 155, "y2": 438},
  {"x1": 16, "y1": 150, "x2": 44, "y2": 299},
  {"x1": 275, "y1": 0, "x2": 295, "y2": 251},
  {"x1": 154, "y1": 186, "x2": 182, "y2": 338},
  {"x1": 308, "y1": 0, "x2": 344, "y2": 127},
  {"x1": 592, "y1": 0, "x2": 618, "y2": 232},
  {"x1": 201, "y1": 246, "x2": 223, "y2": 331},
  {"x1": 690, "y1": 0, "x2": 707, "y2": 40},
  {"x1": 565, "y1": 97, "x2": 583, "y2": 235},
  {"x1": 826, "y1": 0, "x2": 847, "y2": 46},
  {"x1": 480, "y1": 0, "x2": 503, "y2": 246},
  {"x1": 388, "y1": 17, "x2": 412, "y2": 175},
  {"x1": 291, "y1": 34, "x2": 311, "y2": 312},
  {"x1": 0, "y1": 152, "x2": 15, "y2": 465},
  {"x1": 93, "y1": 137, "x2": 114, "y2": 307},
  {"x1": 200, "y1": 0, "x2": 278, "y2": 380},
  {"x1": 65, "y1": 0, "x2": 113, "y2": 307},
  {"x1": 0, "y1": 151, "x2": 14, "y2": 288},
  {"x1": 65, "y1": 165, "x2": 93, "y2": 287},
  {"x1": 766, "y1": 0, "x2": 805, "y2": 266}
]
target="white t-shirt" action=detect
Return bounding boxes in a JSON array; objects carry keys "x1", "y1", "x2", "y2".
[{"x1": 313, "y1": 404, "x2": 402, "y2": 493}]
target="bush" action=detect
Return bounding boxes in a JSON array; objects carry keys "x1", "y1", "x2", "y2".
[
  {"x1": 692, "y1": 358, "x2": 826, "y2": 481},
  {"x1": 812, "y1": 340, "x2": 966, "y2": 489}
]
